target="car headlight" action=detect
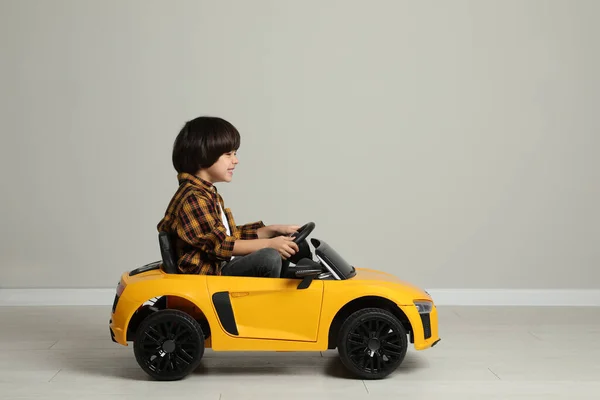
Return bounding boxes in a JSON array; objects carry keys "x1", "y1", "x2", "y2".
[{"x1": 414, "y1": 300, "x2": 433, "y2": 314}]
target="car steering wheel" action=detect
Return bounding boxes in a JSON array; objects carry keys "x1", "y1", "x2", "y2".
[
  {"x1": 291, "y1": 222, "x2": 315, "y2": 245},
  {"x1": 280, "y1": 222, "x2": 317, "y2": 278}
]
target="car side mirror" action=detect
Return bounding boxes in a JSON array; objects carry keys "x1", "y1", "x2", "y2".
[{"x1": 296, "y1": 268, "x2": 321, "y2": 290}]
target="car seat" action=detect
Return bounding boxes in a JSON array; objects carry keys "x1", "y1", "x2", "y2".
[{"x1": 158, "y1": 232, "x2": 179, "y2": 274}]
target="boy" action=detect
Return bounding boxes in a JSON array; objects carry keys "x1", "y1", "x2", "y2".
[{"x1": 157, "y1": 116, "x2": 299, "y2": 277}]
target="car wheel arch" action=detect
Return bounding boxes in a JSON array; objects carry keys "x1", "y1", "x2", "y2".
[
  {"x1": 125, "y1": 295, "x2": 212, "y2": 341},
  {"x1": 326, "y1": 295, "x2": 412, "y2": 350}
]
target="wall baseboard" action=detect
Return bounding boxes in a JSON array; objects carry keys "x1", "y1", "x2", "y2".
[
  {"x1": 1, "y1": 288, "x2": 600, "y2": 307},
  {"x1": 0, "y1": 289, "x2": 116, "y2": 306},
  {"x1": 426, "y1": 289, "x2": 600, "y2": 306}
]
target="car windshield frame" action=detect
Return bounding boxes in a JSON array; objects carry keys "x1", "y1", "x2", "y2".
[{"x1": 311, "y1": 238, "x2": 356, "y2": 280}]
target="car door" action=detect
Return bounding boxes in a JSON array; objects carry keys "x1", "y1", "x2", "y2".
[{"x1": 206, "y1": 276, "x2": 324, "y2": 342}]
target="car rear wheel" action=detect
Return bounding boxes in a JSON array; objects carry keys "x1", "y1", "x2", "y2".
[
  {"x1": 337, "y1": 308, "x2": 408, "y2": 379},
  {"x1": 133, "y1": 309, "x2": 205, "y2": 381}
]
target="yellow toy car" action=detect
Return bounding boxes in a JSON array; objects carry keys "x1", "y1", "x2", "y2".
[{"x1": 109, "y1": 222, "x2": 440, "y2": 380}]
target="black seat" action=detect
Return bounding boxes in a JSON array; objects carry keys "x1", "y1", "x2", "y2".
[{"x1": 158, "y1": 232, "x2": 179, "y2": 274}]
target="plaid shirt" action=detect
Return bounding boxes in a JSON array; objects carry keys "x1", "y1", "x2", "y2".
[{"x1": 157, "y1": 173, "x2": 265, "y2": 275}]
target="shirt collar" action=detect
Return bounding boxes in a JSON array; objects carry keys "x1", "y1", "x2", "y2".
[{"x1": 177, "y1": 172, "x2": 217, "y2": 193}]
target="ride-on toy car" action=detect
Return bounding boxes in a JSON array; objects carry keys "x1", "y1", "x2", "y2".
[{"x1": 109, "y1": 222, "x2": 440, "y2": 380}]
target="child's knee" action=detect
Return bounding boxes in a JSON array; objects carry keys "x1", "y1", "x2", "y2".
[
  {"x1": 254, "y1": 248, "x2": 281, "y2": 277},
  {"x1": 257, "y1": 248, "x2": 282, "y2": 266}
]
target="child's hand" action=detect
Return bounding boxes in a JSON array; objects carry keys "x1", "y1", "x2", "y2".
[
  {"x1": 267, "y1": 236, "x2": 300, "y2": 259},
  {"x1": 269, "y1": 224, "x2": 301, "y2": 237}
]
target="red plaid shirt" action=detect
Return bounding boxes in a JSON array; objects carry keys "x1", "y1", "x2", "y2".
[{"x1": 157, "y1": 173, "x2": 265, "y2": 275}]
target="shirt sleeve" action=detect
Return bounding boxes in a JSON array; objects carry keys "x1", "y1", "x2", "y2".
[
  {"x1": 176, "y1": 193, "x2": 236, "y2": 261},
  {"x1": 236, "y1": 221, "x2": 266, "y2": 240}
]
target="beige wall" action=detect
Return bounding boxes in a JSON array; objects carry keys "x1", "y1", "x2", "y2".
[{"x1": 1, "y1": 0, "x2": 598, "y2": 290}]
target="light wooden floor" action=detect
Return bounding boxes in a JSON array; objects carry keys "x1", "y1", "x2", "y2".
[{"x1": 0, "y1": 305, "x2": 599, "y2": 399}]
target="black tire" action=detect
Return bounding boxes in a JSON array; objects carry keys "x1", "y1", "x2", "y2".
[
  {"x1": 337, "y1": 308, "x2": 408, "y2": 379},
  {"x1": 133, "y1": 309, "x2": 205, "y2": 381}
]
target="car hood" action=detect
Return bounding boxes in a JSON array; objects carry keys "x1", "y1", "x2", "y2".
[{"x1": 350, "y1": 267, "x2": 432, "y2": 300}]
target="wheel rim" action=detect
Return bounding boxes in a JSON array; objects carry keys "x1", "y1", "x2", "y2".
[
  {"x1": 346, "y1": 316, "x2": 404, "y2": 374},
  {"x1": 138, "y1": 319, "x2": 200, "y2": 375}
]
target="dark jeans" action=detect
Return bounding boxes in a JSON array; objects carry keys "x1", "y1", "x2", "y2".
[{"x1": 221, "y1": 248, "x2": 282, "y2": 278}]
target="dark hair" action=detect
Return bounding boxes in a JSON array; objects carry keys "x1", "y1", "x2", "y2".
[{"x1": 172, "y1": 116, "x2": 241, "y2": 174}]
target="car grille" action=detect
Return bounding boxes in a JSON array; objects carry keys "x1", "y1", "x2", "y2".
[{"x1": 421, "y1": 313, "x2": 432, "y2": 339}]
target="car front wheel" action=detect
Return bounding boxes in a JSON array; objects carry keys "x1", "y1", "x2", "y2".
[
  {"x1": 133, "y1": 309, "x2": 205, "y2": 381},
  {"x1": 337, "y1": 308, "x2": 408, "y2": 379}
]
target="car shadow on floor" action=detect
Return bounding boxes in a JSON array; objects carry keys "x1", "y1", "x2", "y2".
[
  {"x1": 58, "y1": 348, "x2": 426, "y2": 381},
  {"x1": 189, "y1": 351, "x2": 427, "y2": 380},
  {"x1": 188, "y1": 355, "x2": 356, "y2": 379}
]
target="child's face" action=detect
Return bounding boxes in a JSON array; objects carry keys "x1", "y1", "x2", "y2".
[{"x1": 202, "y1": 151, "x2": 239, "y2": 183}]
